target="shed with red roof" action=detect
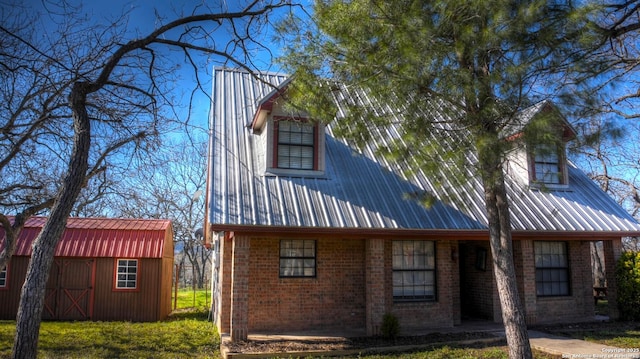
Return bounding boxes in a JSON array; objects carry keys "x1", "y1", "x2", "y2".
[{"x1": 0, "y1": 217, "x2": 174, "y2": 322}]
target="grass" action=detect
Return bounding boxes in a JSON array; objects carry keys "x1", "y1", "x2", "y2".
[
  {"x1": 0, "y1": 293, "x2": 637, "y2": 359},
  {"x1": 353, "y1": 347, "x2": 560, "y2": 359},
  {"x1": 0, "y1": 288, "x2": 218, "y2": 359},
  {"x1": 173, "y1": 287, "x2": 210, "y2": 311},
  {"x1": 0, "y1": 318, "x2": 219, "y2": 359}
]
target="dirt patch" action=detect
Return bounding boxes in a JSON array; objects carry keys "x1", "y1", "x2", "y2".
[{"x1": 224, "y1": 331, "x2": 502, "y2": 354}]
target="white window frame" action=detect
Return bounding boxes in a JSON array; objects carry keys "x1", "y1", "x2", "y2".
[{"x1": 115, "y1": 259, "x2": 138, "y2": 290}]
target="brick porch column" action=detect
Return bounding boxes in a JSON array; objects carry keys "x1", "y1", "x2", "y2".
[
  {"x1": 215, "y1": 233, "x2": 233, "y2": 334},
  {"x1": 230, "y1": 234, "x2": 250, "y2": 341},
  {"x1": 365, "y1": 238, "x2": 385, "y2": 336},
  {"x1": 603, "y1": 239, "x2": 623, "y2": 320},
  {"x1": 516, "y1": 240, "x2": 537, "y2": 325}
]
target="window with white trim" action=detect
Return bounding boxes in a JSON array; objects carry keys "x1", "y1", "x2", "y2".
[
  {"x1": 116, "y1": 259, "x2": 138, "y2": 289},
  {"x1": 279, "y1": 239, "x2": 316, "y2": 277},
  {"x1": 392, "y1": 240, "x2": 436, "y2": 301},
  {"x1": 0, "y1": 266, "x2": 6, "y2": 288},
  {"x1": 275, "y1": 120, "x2": 316, "y2": 170},
  {"x1": 535, "y1": 241, "x2": 570, "y2": 296}
]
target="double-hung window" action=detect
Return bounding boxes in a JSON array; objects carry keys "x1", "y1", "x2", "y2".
[
  {"x1": 275, "y1": 120, "x2": 316, "y2": 170},
  {"x1": 0, "y1": 266, "x2": 6, "y2": 288},
  {"x1": 535, "y1": 241, "x2": 570, "y2": 296},
  {"x1": 392, "y1": 241, "x2": 436, "y2": 301},
  {"x1": 115, "y1": 259, "x2": 138, "y2": 289},
  {"x1": 279, "y1": 239, "x2": 316, "y2": 277},
  {"x1": 532, "y1": 144, "x2": 565, "y2": 185}
]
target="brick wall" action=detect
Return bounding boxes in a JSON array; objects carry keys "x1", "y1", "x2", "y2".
[
  {"x1": 247, "y1": 237, "x2": 366, "y2": 332},
  {"x1": 528, "y1": 240, "x2": 595, "y2": 324},
  {"x1": 216, "y1": 233, "x2": 605, "y2": 337},
  {"x1": 388, "y1": 240, "x2": 457, "y2": 331}
]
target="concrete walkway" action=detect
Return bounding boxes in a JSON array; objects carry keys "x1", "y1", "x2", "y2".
[{"x1": 528, "y1": 330, "x2": 640, "y2": 358}]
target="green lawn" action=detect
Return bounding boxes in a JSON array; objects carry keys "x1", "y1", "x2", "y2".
[
  {"x1": 355, "y1": 347, "x2": 560, "y2": 359},
  {"x1": 1, "y1": 291, "x2": 638, "y2": 359},
  {"x1": 0, "y1": 289, "x2": 217, "y2": 359},
  {"x1": 0, "y1": 315, "x2": 219, "y2": 359},
  {"x1": 173, "y1": 288, "x2": 211, "y2": 311}
]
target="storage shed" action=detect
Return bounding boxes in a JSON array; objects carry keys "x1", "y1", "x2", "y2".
[{"x1": 0, "y1": 217, "x2": 174, "y2": 322}]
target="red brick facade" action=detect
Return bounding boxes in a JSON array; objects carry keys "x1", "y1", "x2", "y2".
[{"x1": 213, "y1": 233, "x2": 623, "y2": 341}]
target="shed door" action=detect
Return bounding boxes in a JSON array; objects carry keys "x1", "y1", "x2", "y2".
[{"x1": 44, "y1": 259, "x2": 95, "y2": 320}]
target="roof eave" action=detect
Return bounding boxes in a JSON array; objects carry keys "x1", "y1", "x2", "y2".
[{"x1": 210, "y1": 224, "x2": 638, "y2": 241}]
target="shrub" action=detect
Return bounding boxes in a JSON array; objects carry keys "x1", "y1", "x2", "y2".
[
  {"x1": 380, "y1": 313, "x2": 400, "y2": 339},
  {"x1": 616, "y1": 251, "x2": 640, "y2": 320}
]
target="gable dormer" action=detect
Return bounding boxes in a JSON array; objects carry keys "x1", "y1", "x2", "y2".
[
  {"x1": 250, "y1": 83, "x2": 326, "y2": 177},
  {"x1": 505, "y1": 101, "x2": 576, "y2": 188}
]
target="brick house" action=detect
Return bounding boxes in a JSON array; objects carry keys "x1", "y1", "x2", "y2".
[{"x1": 205, "y1": 68, "x2": 640, "y2": 341}]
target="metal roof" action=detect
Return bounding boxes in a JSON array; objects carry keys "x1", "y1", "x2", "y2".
[
  {"x1": 208, "y1": 68, "x2": 640, "y2": 236},
  {"x1": 2, "y1": 217, "x2": 172, "y2": 258}
]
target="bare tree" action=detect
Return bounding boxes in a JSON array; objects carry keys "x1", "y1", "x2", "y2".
[
  {"x1": 0, "y1": 1, "x2": 292, "y2": 357},
  {"x1": 110, "y1": 135, "x2": 210, "y2": 289}
]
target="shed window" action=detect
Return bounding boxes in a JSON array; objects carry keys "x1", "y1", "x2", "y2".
[
  {"x1": 280, "y1": 239, "x2": 316, "y2": 277},
  {"x1": 115, "y1": 259, "x2": 138, "y2": 289},
  {"x1": 275, "y1": 120, "x2": 316, "y2": 170},
  {"x1": 535, "y1": 241, "x2": 570, "y2": 296},
  {"x1": 0, "y1": 266, "x2": 6, "y2": 288},
  {"x1": 393, "y1": 241, "x2": 436, "y2": 301}
]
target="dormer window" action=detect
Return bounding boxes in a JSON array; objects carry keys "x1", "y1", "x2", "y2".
[
  {"x1": 251, "y1": 82, "x2": 326, "y2": 177},
  {"x1": 530, "y1": 143, "x2": 567, "y2": 186},
  {"x1": 275, "y1": 119, "x2": 317, "y2": 170}
]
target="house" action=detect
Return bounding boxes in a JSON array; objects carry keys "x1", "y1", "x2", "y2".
[
  {"x1": 205, "y1": 68, "x2": 640, "y2": 341},
  {"x1": 0, "y1": 217, "x2": 174, "y2": 322}
]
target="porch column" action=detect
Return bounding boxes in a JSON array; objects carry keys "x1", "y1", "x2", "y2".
[
  {"x1": 230, "y1": 234, "x2": 250, "y2": 341},
  {"x1": 215, "y1": 232, "x2": 233, "y2": 335},
  {"x1": 365, "y1": 238, "x2": 385, "y2": 336},
  {"x1": 515, "y1": 240, "x2": 537, "y2": 325},
  {"x1": 603, "y1": 239, "x2": 623, "y2": 320}
]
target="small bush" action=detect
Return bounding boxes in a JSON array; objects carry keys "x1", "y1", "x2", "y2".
[
  {"x1": 616, "y1": 251, "x2": 640, "y2": 320},
  {"x1": 380, "y1": 313, "x2": 400, "y2": 339}
]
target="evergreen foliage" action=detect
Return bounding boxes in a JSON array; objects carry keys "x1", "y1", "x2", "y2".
[
  {"x1": 277, "y1": 2, "x2": 602, "y2": 358},
  {"x1": 616, "y1": 251, "x2": 640, "y2": 321},
  {"x1": 381, "y1": 313, "x2": 400, "y2": 340}
]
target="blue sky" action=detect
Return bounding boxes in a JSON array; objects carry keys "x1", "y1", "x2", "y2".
[{"x1": 19, "y1": 0, "x2": 290, "y2": 133}]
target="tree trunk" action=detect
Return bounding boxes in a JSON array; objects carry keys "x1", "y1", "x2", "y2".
[
  {"x1": 12, "y1": 82, "x2": 91, "y2": 359},
  {"x1": 479, "y1": 145, "x2": 533, "y2": 359}
]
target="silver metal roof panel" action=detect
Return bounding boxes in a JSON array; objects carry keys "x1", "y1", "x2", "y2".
[{"x1": 208, "y1": 68, "x2": 640, "y2": 235}]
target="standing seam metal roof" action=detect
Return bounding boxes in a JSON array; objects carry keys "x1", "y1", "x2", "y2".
[
  {"x1": 208, "y1": 68, "x2": 640, "y2": 235},
  {"x1": 1, "y1": 217, "x2": 172, "y2": 258}
]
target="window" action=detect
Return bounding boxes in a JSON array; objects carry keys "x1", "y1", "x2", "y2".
[
  {"x1": 280, "y1": 239, "x2": 316, "y2": 277},
  {"x1": 115, "y1": 259, "x2": 138, "y2": 289},
  {"x1": 0, "y1": 266, "x2": 6, "y2": 288},
  {"x1": 393, "y1": 241, "x2": 436, "y2": 301},
  {"x1": 535, "y1": 241, "x2": 570, "y2": 296},
  {"x1": 532, "y1": 144, "x2": 565, "y2": 185},
  {"x1": 275, "y1": 120, "x2": 316, "y2": 170}
]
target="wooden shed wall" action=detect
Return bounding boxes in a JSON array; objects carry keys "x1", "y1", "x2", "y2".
[
  {"x1": 0, "y1": 256, "x2": 173, "y2": 322},
  {"x1": 92, "y1": 257, "x2": 167, "y2": 322},
  {"x1": 0, "y1": 256, "x2": 29, "y2": 319}
]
